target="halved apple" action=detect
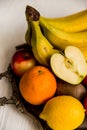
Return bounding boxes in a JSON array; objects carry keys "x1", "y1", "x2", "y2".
[{"x1": 50, "y1": 46, "x2": 87, "y2": 84}]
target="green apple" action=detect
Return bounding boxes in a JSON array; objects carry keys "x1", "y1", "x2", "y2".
[{"x1": 50, "y1": 46, "x2": 87, "y2": 84}]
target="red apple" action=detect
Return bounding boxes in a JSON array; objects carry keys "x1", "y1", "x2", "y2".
[
  {"x1": 11, "y1": 49, "x2": 37, "y2": 76},
  {"x1": 82, "y1": 75, "x2": 87, "y2": 87},
  {"x1": 83, "y1": 95, "x2": 87, "y2": 115}
]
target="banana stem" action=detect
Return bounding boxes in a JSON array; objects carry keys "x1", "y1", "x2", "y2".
[{"x1": 25, "y1": 5, "x2": 40, "y2": 21}]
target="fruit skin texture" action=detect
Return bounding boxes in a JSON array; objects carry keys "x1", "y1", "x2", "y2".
[
  {"x1": 82, "y1": 75, "x2": 87, "y2": 86},
  {"x1": 30, "y1": 21, "x2": 59, "y2": 66},
  {"x1": 25, "y1": 23, "x2": 31, "y2": 46},
  {"x1": 57, "y1": 80, "x2": 86, "y2": 100},
  {"x1": 25, "y1": 6, "x2": 59, "y2": 66},
  {"x1": 83, "y1": 95, "x2": 87, "y2": 115},
  {"x1": 39, "y1": 17, "x2": 87, "y2": 60},
  {"x1": 19, "y1": 66, "x2": 57, "y2": 105},
  {"x1": 39, "y1": 95, "x2": 85, "y2": 130},
  {"x1": 41, "y1": 10, "x2": 87, "y2": 32},
  {"x1": 11, "y1": 50, "x2": 37, "y2": 76}
]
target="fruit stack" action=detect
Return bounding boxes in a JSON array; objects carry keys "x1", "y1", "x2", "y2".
[{"x1": 11, "y1": 5, "x2": 87, "y2": 130}]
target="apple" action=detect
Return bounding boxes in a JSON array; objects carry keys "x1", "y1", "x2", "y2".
[
  {"x1": 83, "y1": 95, "x2": 87, "y2": 115},
  {"x1": 50, "y1": 46, "x2": 87, "y2": 85},
  {"x1": 82, "y1": 75, "x2": 87, "y2": 87},
  {"x1": 11, "y1": 49, "x2": 37, "y2": 76}
]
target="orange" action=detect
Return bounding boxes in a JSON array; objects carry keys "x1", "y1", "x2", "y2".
[{"x1": 19, "y1": 66, "x2": 57, "y2": 105}]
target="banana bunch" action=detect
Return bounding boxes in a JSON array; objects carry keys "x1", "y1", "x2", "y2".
[{"x1": 25, "y1": 6, "x2": 87, "y2": 66}]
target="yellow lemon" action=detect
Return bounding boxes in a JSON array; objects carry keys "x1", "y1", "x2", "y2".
[{"x1": 39, "y1": 95, "x2": 85, "y2": 130}]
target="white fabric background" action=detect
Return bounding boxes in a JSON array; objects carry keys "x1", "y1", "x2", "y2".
[{"x1": 0, "y1": 0, "x2": 87, "y2": 130}]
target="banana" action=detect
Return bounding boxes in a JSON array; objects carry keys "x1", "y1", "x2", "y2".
[
  {"x1": 39, "y1": 17, "x2": 87, "y2": 60},
  {"x1": 40, "y1": 9, "x2": 87, "y2": 32},
  {"x1": 25, "y1": 22, "x2": 31, "y2": 45},
  {"x1": 31, "y1": 21, "x2": 59, "y2": 66},
  {"x1": 25, "y1": 5, "x2": 59, "y2": 66}
]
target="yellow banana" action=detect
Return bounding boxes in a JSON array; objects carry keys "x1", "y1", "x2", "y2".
[
  {"x1": 39, "y1": 17, "x2": 87, "y2": 60},
  {"x1": 31, "y1": 21, "x2": 59, "y2": 66},
  {"x1": 41, "y1": 9, "x2": 87, "y2": 32},
  {"x1": 26, "y1": 5, "x2": 59, "y2": 66}
]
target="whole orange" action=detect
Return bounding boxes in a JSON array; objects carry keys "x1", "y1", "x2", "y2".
[{"x1": 19, "y1": 66, "x2": 57, "y2": 105}]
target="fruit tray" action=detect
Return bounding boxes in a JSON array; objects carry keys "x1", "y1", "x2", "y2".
[{"x1": 0, "y1": 44, "x2": 87, "y2": 130}]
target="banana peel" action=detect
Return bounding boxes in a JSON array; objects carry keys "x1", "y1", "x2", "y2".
[
  {"x1": 25, "y1": 5, "x2": 59, "y2": 66},
  {"x1": 39, "y1": 17, "x2": 87, "y2": 60},
  {"x1": 41, "y1": 10, "x2": 87, "y2": 32}
]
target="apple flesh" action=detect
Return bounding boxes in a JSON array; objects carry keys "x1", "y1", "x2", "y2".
[
  {"x1": 50, "y1": 46, "x2": 87, "y2": 85},
  {"x1": 11, "y1": 50, "x2": 37, "y2": 76}
]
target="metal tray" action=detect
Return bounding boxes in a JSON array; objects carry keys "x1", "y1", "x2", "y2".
[{"x1": 0, "y1": 64, "x2": 87, "y2": 130}]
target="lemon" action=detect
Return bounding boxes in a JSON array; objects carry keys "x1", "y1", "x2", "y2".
[{"x1": 39, "y1": 95, "x2": 85, "y2": 130}]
